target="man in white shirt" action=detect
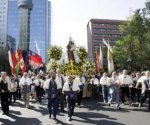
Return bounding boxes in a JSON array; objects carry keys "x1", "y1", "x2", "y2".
[
  {"x1": 90, "y1": 74, "x2": 99, "y2": 97},
  {"x1": 9, "y1": 77, "x2": 17, "y2": 104},
  {"x1": 63, "y1": 75, "x2": 80, "y2": 121},
  {"x1": 137, "y1": 71, "x2": 150, "y2": 109},
  {"x1": 33, "y1": 75, "x2": 44, "y2": 103},
  {"x1": 100, "y1": 72, "x2": 110, "y2": 103},
  {"x1": 19, "y1": 72, "x2": 32, "y2": 108},
  {"x1": 74, "y1": 73, "x2": 85, "y2": 108},
  {"x1": 118, "y1": 70, "x2": 133, "y2": 105},
  {"x1": 55, "y1": 69, "x2": 65, "y2": 112}
]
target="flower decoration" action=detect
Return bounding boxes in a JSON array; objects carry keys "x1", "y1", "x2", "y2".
[
  {"x1": 46, "y1": 59, "x2": 58, "y2": 72},
  {"x1": 47, "y1": 46, "x2": 63, "y2": 60}
]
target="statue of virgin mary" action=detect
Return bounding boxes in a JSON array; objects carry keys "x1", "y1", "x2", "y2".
[{"x1": 59, "y1": 37, "x2": 80, "y2": 64}]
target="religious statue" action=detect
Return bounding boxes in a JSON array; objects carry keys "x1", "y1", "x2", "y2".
[{"x1": 59, "y1": 37, "x2": 80, "y2": 64}]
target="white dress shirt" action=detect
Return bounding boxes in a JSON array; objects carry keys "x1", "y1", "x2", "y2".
[
  {"x1": 33, "y1": 78, "x2": 44, "y2": 86},
  {"x1": 55, "y1": 74, "x2": 65, "y2": 89},
  {"x1": 63, "y1": 81, "x2": 80, "y2": 92},
  {"x1": 19, "y1": 77, "x2": 32, "y2": 86},
  {"x1": 118, "y1": 74, "x2": 133, "y2": 85},
  {"x1": 90, "y1": 78, "x2": 99, "y2": 85},
  {"x1": 100, "y1": 76, "x2": 110, "y2": 86}
]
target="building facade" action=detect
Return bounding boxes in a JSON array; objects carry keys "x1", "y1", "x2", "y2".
[
  {"x1": 7, "y1": 0, "x2": 51, "y2": 63},
  {"x1": 87, "y1": 19, "x2": 125, "y2": 61},
  {"x1": 0, "y1": 0, "x2": 8, "y2": 48}
]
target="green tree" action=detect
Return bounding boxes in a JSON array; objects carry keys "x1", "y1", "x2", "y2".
[
  {"x1": 47, "y1": 46, "x2": 63, "y2": 60},
  {"x1": 77, "y1": 46, "x2": 87, "y2": 62},
  {"x1": 113, "y1": 6, "x2": 150, "y2": 71}
]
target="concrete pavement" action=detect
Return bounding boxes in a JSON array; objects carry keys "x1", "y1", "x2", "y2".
[{"x1": 0, "y1": 97, "x2": 150, "y2": 125}]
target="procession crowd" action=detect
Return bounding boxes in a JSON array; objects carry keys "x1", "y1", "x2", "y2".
[{"x1": 0, "y1": 69, "x2": 150, "y2": 124}]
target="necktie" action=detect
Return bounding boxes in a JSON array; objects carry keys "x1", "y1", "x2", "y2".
[
  {"x1": 69, "y1": 84, "x2": 73, "y2": 91},
  {"x1": 147, "y1": 79, "x2": 149, "y2": 84},
  {"x1": 147, "y1": 79, "x2": 150, "y2": 88}
]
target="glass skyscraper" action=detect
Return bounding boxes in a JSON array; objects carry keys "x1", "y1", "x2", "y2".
[
  {"x1": 7, "y1": 0, "x2": 51, "y2": 62},
  {"x1": 0, "y1": 0, "x2": 8, "y2": 48}
]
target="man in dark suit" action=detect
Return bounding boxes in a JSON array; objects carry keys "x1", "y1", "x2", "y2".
[
  {"x1": 0, "y1": 72, "x2": 10, "y2": 115},
  {"x1": 44, "y1": 71, "x2": 59, "y2": 124}
]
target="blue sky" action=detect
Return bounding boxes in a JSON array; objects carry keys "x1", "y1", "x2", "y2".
[{"x1": 50, "y1": 0, "x2": 145, "y2": 49}]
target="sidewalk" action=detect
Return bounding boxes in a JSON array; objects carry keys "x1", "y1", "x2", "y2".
[{"x1": 0, "y1": 97, "x2": 150, "y2": 125}]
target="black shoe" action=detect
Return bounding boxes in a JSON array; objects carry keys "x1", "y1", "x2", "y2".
[
  {"x1": 108, "y1": 103, "x2": 110, "y2": 107},
  {"x1": 54, "y1": 118, "x2": 58, "y2": 124},
  {"x1": 61, "y1": 109, "x2": 65, "y2": 113},
  {"x1": 49, "y1": 114, "x2": 51, "y2": 119},
  {"x1": 69, "y1": 117, "x2": 72, "y2": 121},
  {"x1": 5, "y1": 111, "x2": 9, "y2": 115}
]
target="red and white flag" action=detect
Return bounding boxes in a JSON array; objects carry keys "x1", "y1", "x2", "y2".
[
  {"x1": 8, "y1": 42, "x2": 17, "y2": 74},
  {"x1": 29, "y1": 50, "x2": 43, "y2": 69}
]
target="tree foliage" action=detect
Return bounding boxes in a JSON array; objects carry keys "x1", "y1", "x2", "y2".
[
  {"x1": 77, "y1": 46, "x2": 87, "y2": 62},
  {"x1": 47, "y1": 46, "x2": 62, "y2": 60},
  {"x1": 113, "y1": 5, "x2": 150, "y2": 71}
]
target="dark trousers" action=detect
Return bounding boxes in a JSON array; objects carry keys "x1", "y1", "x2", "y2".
[
  {"x1": 140, "y1": 90, "x2": 150, "y2": 109},
  {"x1": 16, "y1": 88, "x2": 21, "y2": 100},
  {"x1": 130, "y1": 88, "x2": 136, "y2": 101},
  {"x1": 66, "y1": 99, "x2": 76, "y2": 118},
  {"x1": 120, "y1": 86, "x2": 130, "y2": 103},
  {"x1": 48, "y1": 98, "x2": 58, "y2": 118},
  {"x1": 136, "y1": 89, "x2": 141, "y2": 103},
  {"x1": 92, "y1": 85, "x2": 98, "y2": 97},
  {"x1": 35, "y1": 86, "x2": 42, "y2": 103},
  {"x1": 58, "y1": 89, "x2": 65, "y2": 110},
  {"x1": 77, "y1": 90, "x2": 83, "y2": 106},
  {"x1": 1, "y1": 92, "x2": 9, "y2": 113},
  {"x1": 9, "y1": 92, "x2": 16, "y2": 104}
]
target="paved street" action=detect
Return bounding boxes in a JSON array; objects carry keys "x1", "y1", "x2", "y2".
[{"x1": 0, "y1": 97, "x2": 150, "y2": 125}]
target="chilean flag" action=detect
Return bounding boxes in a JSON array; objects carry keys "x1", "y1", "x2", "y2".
[
  {"x1": 29, "y1": 50, "x2": 43, "y2": 69},
  {"x1": 8, "y1": 42, "x2": 17, "y2": 74}
]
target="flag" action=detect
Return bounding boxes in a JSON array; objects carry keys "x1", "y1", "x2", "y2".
[
  {"x1": 35, "y1": 40, "x2": 41, "y2": 56},
  {"x1": 107, "y1": 48, "x2": 114, "y2": 74},
  {"x1": 19, "y1": 50, "x2": 26, "y2": 73},
  {"x1": 102, "y1": 38, "x2": 113, "y2": 53},
  {"x1": 29, "y1": 50, "x2": 43, "y2": 69},
  {"x1": 99, "y1": 46, "x2": 103, "y2": 71},
  {"x1": 102, "y1": 38, "x2": 114, "y2": 74},
  {"x1": 16, "y1": 49, "x2": 26, "y2": 74},
  {"x1": 8, "y1": 42, "x2": 17, "y2": 74},
  {"x1": 95, "y1": 51, "x2": 100, "y2": 72}
]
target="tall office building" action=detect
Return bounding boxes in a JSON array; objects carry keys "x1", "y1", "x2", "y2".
[
  {"x1": 87, "y1": 19, "x2": 125, "y2": 61},
  {"x1": 0, "y1": 0, "x2": 8, "y2": 48},
  {"x1": 7, "y1": 0, "x2": 51, "y2": 62}
]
